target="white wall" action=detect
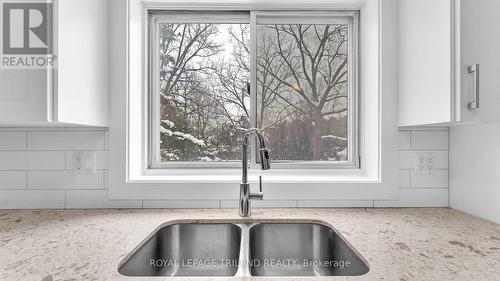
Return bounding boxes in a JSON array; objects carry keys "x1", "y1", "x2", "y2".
[
  {"x1": 0, "y1": 127, "x2": 449, "y2": 209},
  {"x1": 450, "y1": 122, "x2": 500, "y2": 224}
]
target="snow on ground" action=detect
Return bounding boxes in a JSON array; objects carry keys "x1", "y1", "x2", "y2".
[{"x1": 321, "y1": 135, "x2": 347, "y2": 141}]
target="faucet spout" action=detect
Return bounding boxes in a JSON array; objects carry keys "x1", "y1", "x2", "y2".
[{"x1": 239, "y1": 128, "x2": 270, "y2": 217}]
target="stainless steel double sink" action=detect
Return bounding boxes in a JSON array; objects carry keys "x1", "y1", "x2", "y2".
[{"x1": 118, "y1": 221, "x2": 369, "y2": 277}]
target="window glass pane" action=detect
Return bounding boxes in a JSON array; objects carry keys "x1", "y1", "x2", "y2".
[
  {"x1": 158, "y1": 23, "x2": 250, "y2": 162},
  {"x1": 256, "y1": 24, "x2": 349, "y2": 161}
]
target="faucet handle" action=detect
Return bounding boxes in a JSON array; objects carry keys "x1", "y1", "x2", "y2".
[{"x1": 249, "y1": 176, "x2": 264, "y2": 201}]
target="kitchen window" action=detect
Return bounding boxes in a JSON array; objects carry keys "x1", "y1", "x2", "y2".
[
  {"x1": 110, "y1": 0, "x2": 398, "y2": 199},
  {"x1": 149, "y1": 11, "x2": 359, "y2": 170}
]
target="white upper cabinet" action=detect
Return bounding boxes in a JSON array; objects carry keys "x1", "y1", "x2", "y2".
[
  {"x1": 0, "y1": 70, "x2": 50, "y2": 123},
  {"x1": 0, "y1": 0, "x2": 108, "y2": 127},
  {"x1": 399, "y1": 0, "x2": 500, "y2": 126},
  {"x1": 456, "y1": 0, "x2": 500, "y2": 123}
]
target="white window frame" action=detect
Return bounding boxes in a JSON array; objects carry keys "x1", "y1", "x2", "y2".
[{"x1": 148, "y1": 10, "x2": 359, "y2": 170}]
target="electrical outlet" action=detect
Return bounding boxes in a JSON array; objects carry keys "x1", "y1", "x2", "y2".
[
  {"x1": 414, "y1": 153, "x2": 435, "y2": 175},
  {"x1": 73, "y1": 151, "x2": 96, "y2": 174}
]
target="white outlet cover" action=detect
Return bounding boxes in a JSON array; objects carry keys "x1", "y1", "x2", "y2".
[
  {"x1": 414, "y1": 152, "x2": 435, "y2": 175},
  {"x1": 73, "y1": 151, "x2": 97, "y2": 174}
]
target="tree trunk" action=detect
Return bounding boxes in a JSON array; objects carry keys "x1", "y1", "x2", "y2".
[{"x1": 311, "y1": 110, "x2": 322, "y2": 160}]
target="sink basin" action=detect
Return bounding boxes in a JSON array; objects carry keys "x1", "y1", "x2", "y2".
[
  {"x1": 118, "y1": 223, "x2": 241, "y2": 276},
  {"x1": 249, "y1": 223, "x2": 369, "y2": 276},
  {"x1": 118, "y1": 221, "x2": 369, "y2": 277}
]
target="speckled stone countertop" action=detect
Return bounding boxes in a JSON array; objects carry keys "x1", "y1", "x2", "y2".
[{"x1": 0, "y1": 208, "x2": 499, "y2": 281}]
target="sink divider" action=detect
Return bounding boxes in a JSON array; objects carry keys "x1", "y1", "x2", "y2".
[{"x1": 234, "y1": 223, "x2": 253, "y2": 277}]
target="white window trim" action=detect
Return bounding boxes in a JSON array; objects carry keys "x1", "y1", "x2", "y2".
[
  {"x1": 148, "y1": 10, "x2": 359, "y2": 170},
  {"x1": 108, "y1": 0, "x2": 399, "y2": 201},
  {"x1": 148, "y1": 11, "x2": 252, "y2": 170}
]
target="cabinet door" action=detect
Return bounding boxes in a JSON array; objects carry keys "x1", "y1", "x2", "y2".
[
  {"x1": 398, "y1": 0, "x2": 454, "y2": 126},
  {"x1": 0, "y1": 69, "x2": 50, "y2": 123},
  {"x1": 458, "y1": 0, "x2": 500, "y2": 122}
]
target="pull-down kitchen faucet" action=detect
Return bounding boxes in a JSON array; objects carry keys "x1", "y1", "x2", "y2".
[{"x1": 239, "y1": 128, "x2": 270, "y2": 217}]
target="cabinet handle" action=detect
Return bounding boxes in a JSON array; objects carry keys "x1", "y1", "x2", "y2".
[{"x1": 468, "y1": 64, "x2": 480, "y2": 110}]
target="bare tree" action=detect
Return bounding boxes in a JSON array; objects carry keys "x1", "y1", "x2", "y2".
[
  {"x1": 159, "y1": 23, "x2": 249, "y2": 161},
  {"x1": 157, "y1": 22, "x2": 349, "y2": 162},
  {"x1": 255, "y1": 29, "x2": 299, "y2": 131},
  {"x1": 257, "y1": 24, "x2": 349, "y2": 159},
  {"x1": 209, "y1": 25, "x2": 251, "y2": 122},
  {"x1": 159, "y1": 24, "x2": 222, "y2": 99}
]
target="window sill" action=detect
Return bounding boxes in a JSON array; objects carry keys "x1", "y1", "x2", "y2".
[
  {"x1": 117, "y1": 167, "x2": 392, "y2": 201},
  {"x1": 131, "y1": 168, "x2": 377, "y2": 184}
]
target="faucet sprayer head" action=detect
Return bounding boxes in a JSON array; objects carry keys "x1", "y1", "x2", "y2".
[{"x1": 259, "y1": 147, "x2": 271, "y2": 170}]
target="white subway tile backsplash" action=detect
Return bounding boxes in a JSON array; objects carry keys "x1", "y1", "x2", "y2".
[
  {"x1": 65, "y1": 190, "x2": 142, "y2": 208},
  {"x1": 0, "y1": 128, "x2": 27, "y2": 132},
  {"x1": 297, "y1": 200, "x2": 373, "y2": 208},
  {"x1": 0, "y1": 171, "x2": 26, "y2": 189},
  {"x1": 27, "y1": 170, "x2": 105, "y2": 189},
  {"x1": 0, "y1": 190, "x2": 65, "y2": 209},
  {"x1": 0, "y1": 132, "x2": 26, "y2": 150},
  {"x1": 411, "y1": 130, "x2": 449, "y2": 150},
  {"x1": 411, "y1": 170, "x2": 448, "y2": 188},
  {"x1": 398, "y1": 131, "x2": 411, "y2": 149},
  {"x1": 65, "y1": 127, "x2": 108, "y2": 131},
  {"x1": 27, "y1": 131, "x2": 105, "y2": 150},
  {"x1": 27, "y1": 151, "x2": 66, "y2": 170},
  {"x1": 398, "y1": 170, "x2": 411, "y2": 188},
  {"x1": 374, "y1": 189, "x2": 449, "y2": 207},
  {"x1": 399, "y1": 151, "x2": 448, "y2": 170},
  {"x1": 0, "y1": 128, "x2": 450, "y2": 209},
  {"x1": 220, "y1": 200, "x2": 297, "y2": 208},
  {"x1": 103, "y1": 170, "x2": 109, "y2": 188},
  {"x1": 26, "y1": 127, "x2": 66, "y2": 132},
  {"x1": 0, "y1": 151, "x2": 27, "y2": 170},
  {"x1": 143, "y1": 200, "x2": 220, "y2": 208},
  {"x1": 219, "y1": 201, "x2": 240, "y2": 208}
]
